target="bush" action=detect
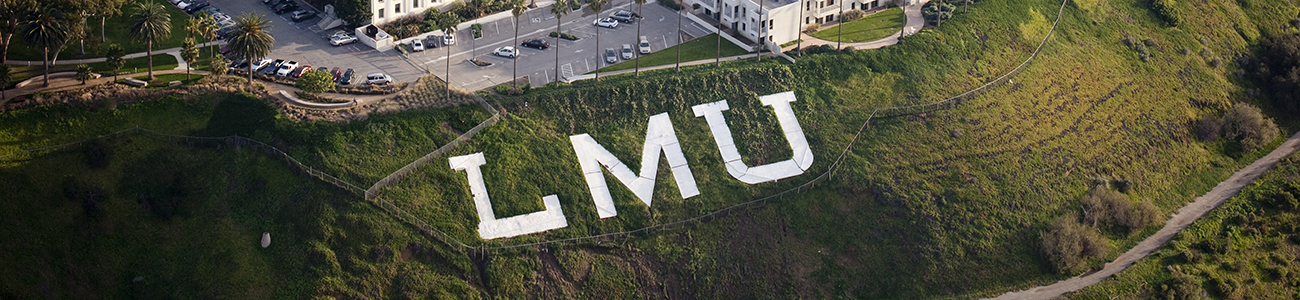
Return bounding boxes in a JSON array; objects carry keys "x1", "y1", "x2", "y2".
[
  {"x1": 1041, "y1": 216, "x2": 1111, "y2": 273},
  {"x1": 1080, "y1": 187, "x2": 1162, "y2": 233},
  {"x1": 842, "y1": 46, "x2": 857, "y2": 54},
  {"x1": 1252, "y1": 33, "x2": 1300, "y2": 113},
  {"x1": 1222, "y1": 102, "x2": 1279, "y2": 152},
  {"x1": 841, "y1": 10, "x2": 866, "y2": 22},
  {"x1": 1194, "y1": 113, "x2": 1222, "y2": 141},
  {"x1": 1161, "y1": 266, "x2": 1204, "y2": 300},
  {"x1": 658, "y1": 0, "x2": 683, "y2": 11},
  {"x1": 549, "y1": 31, "x2": 579, "y2": 41},
  {"x1": 470, "y1": 23, "x2": 483, "y2": 38},
  {"x1": 296, "y1": 69, "x2": 337, "y2": 94},
  {"x1": 1151, "y1": 0, "x2": 1184, "y2": 27},
  {"x1": 922, "y1": 1, "x2": 955, "y2": 25},
  {"x1": 83, "y1": 139, "x2": 111, "y2": 169},
  {"x1": 803, "y1": 23, "x2": 820, "y2": 34}
]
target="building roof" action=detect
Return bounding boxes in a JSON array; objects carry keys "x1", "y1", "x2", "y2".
[{"x1": 758, "y1": 0, "x2": 799, "y2": 10}]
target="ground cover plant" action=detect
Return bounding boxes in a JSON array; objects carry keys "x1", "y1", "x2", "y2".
[
  {"x1": 809, "y1": 7, "x2": 907, "y2": 43},
  {"x1": 1, "y1": 0, "x2": 1298, "y2": 298}
]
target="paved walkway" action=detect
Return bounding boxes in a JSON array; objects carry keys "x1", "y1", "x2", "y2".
[
  {"x1": 3, "y1": 41, "x2": 226, "y2": 66},
  {"x1": 987, "y1": 131, "x2": 1300, "y2": 299},
  {"x1": 782, "y1": 0, "x2": 929, "y2": 52}
]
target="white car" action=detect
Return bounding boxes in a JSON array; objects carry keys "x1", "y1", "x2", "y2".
[
  {"x1": 330, "y1": 35, "x2": 357, "y2": 46},
  {"x1": 366, "y1": 73, "x2": 393, "y2": 85},
  {"x1": 411, "y1": 39, "x2": 424, "y2": 52},
  {"x1": 276, "y1": 61, "x2": 299, "y2": 76},
  {"x1": 176, "y1": 1, "x2": 190, "y2": 9},
  {"x1": 621, "y1": 44, "x2": 633, "y2": 60},
  {"x1": 443, "y1": 34, "x2": 456, "y2": 45},
  {"x1": 593, "y1": 18, "x2": 618, "y2": 29},
  {"x1": 492, "y1": 46, "x2": 517, "y2": 58},
  {"x1": 639, "y1": 36, "x2": 651, "y2": 54},
  {"x1": 605, "y1": 48, "x2": 617, "y2": 64},
  {"x1": 250, "y1": 57, "x2": 273, "y2": 71}
]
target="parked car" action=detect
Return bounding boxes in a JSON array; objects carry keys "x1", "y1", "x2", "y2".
[
  {"x1": 182, "y1": 1, "x2": 209, "y2": 14},
  {"x1": 605, "y1": 48, "x2": 617, "y2": 64},
  {"x1": 411, "y1": 39, "x2": 424, "y2": 52},
  {"x1": 443, "y1": 34, "x2": 455, "y2": 45},
  {"x1": 610, "y1": 10, "x2": 637, "y2": 23},
  {"x1": 218, "y1": 46, "x2": 232, "y2": 55},
  {"x1": 366, "y1": 73, "x2": 392, "y2": 85},
  {"x1": 291, "y1": 10, "x2": 317, "y2": 22},
  {"x1": 210, "y1": 12, "x2": 231, "y2": 23},
  {"x1": 264, "y1": 0, "x2": 287, "y2": 6},
  {"x1": 330, "y1": 67, "x2": 341, "y2": 81},
  {"x1": 198, "y1": 6, "x2": 221, "y2": 17},
  {"x1": 521, "y1": 39, "x2": 549, "y2": 50},
  {"x1": 328, "y1": 30, "x2": 350, "y2": 40},
  {"x1": 639, "y1": 36, "x2": 651, "y2": 54},
  {"x1": 227, "y1": 57, "x2": 247, "y2": 69},
  {"x1": 330, "y1": 34, "x2": 358, "y2": 46},
  {"x1": 291, "y1": 66, "x2": 312, "y2": 78},
  {"x1": 251, "y1": 57, "x2": 273, "y2": 71},
  {"x1": 593, "y1": 18, "x2": 618, "y2": 29},
  {"x1": 492, "y1": 46, "x2": 518, "y2": 58},
  {"x1": 176, "y1": 1, "x2": 191, "y2": 10},
  {"x1": 424, "y1": 36, "x2": 441, "y2": 48},
  {"x1": 621, "y1": 44, "x2": 633, "y2": 60},
  {"x1": 273, "y1": 2, "x2": 299, "y2": 14},
  {"x1": 276, "y1": 61, "x2": 299, "y2": 76},
  {"x1": 264, "y1": 59, "x2": 285, "y2": 74},
  {"x1": 338, "y1": 68, "x2": 355, "y2": 84}
]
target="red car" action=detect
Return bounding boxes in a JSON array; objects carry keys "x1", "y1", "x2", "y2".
[
  {"x1": 330, "y1": 67, "x2": 341, "y2": 81},
  {"x1": 291, "y1": 65, "x2": 312, "y2": 78}
]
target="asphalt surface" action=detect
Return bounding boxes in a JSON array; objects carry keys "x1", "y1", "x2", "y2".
[{"x1": 208, "y1": 0, "x2": 424, "y2": 84}]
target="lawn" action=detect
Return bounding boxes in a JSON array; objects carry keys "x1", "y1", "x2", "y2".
[
  {"x1": 593, "y1": 33, "x2": 751, "y2": 73},
  {"x1": 6, "y1": 54, "x2": 180, "y2": 85},
  {"x1": 4, "y1": 0, "x2": 198, "y2": 62},
  {"x1": 809, "y1": 7, "x2": 906, "y2": 43}
]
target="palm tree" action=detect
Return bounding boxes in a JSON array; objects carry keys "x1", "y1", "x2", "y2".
[
  {"x1": 674, "y1": 3, "x2": 682, "y2": 71},
  {"x1": 226, "y1": 13, "x2": 274, "y2": 86},
  {"x1": 75, "y1": 64, "x2": 93, "y2": 85},
  {"x1": 589, "y1": 0, "x2": 608, "y2": 82},
  {"x1": 757, "y1": 0, "x2": 765, "y2": 61},
  {"x1": 836, "y1": 0, "x2": 843, "y2": 50},
  {"x1": 633, "y1": 0, "x2": 646, "y2": 76},
  {"x1": 22, "y1": 5, "x2": 68, "y2": 87},
  {"x1": 104, "y1": 44, "x2": 125, "y2": 82},
  {"x1": 185, "y1": 16, "x2": 201, "y2": 43},
  {"x1": 197, "y1": 13, "x2": 219, "y2": 56},
  {"x1": 0, "y1": 64, "x2": 11, "y2": 99},
  {"x1": 128, "y1": 2, "x2": 171, "y2": 81},
  {"x1": 550, "y1": 0, "x2": 569, "y2": 85},
  {"x1": 796, "y1": 0, "x2": 804, "y2": 57},
  {"x1": 181, "y1": 38, "x2": 199, "y2": 80},
  {"x1": 436, "y1": 12, "x2": 462, "y2": 99},
  {"x1": 469, "y1": 0, "x2": 491, "y2": 60},
  {"x1": 510, "y1": 0, "x2": 527, "y2": 90}
]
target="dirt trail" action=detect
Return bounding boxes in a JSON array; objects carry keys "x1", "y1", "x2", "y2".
[{"x1": 987, "y1": 131, "x2": 1300, "y2": 300}]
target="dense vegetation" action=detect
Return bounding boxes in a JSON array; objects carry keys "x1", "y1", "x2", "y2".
[{"x1": 1, "y1": 0, "x2": 1298, "y2": 297}]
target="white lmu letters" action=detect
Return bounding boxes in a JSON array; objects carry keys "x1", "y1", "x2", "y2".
[{"x1": 450, "y1": 91, "x2": 814, "y2": 239}]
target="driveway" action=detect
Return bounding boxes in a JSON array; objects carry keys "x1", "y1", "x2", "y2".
[
  {"x1": 208, "y1": 0, "x2": 424, "y2": 84},
  {"x1": 405, "y1": 0, "x2": 704, "y2": 91}
]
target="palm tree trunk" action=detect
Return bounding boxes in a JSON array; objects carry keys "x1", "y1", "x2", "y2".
[
  {"x1": 42, "y1": 48, "x2": 50, "y2": 87},
  {"x1": 101, "y1": 17, "x2": 107, "y2": 42},
  {"x1": 594, "y1": 25, "x2": 600, "y2": 83},
  {"x1": 715, "y1": 22, "x2": 721, "y2": 67},
  {"x1": 963, "y1": 0, "x2": 967, "y2": 13},
  {"x1": 634, "y1": 3, "x2": 642, "y2": 77},
  {"x1": 675, "y1": 9, "x2": 681, "y2": 71},
  {"x1": 554, "y1": 16, "x2": 561, "y2": 85},
  {"x1": 512, "y1": 15, "x2": 519, "y2": 89},
  {"x1": 446, "y1": 44, "x2": 452, "y2": 99},
  {"x1": 1, "y1": 33, "x2": 12, "y2": 62},
  {"x1": 757, "y1": 0, "x2": 764, "y2": 61},
  {"x1": 147, "y1": 40, "x2": 154, "y2": 81},
  {"x1": 796, "y1": 0, "x2": 804, "y2": 57},
  {"x1": 247, "y1": 61, "x2": 253, "y2": 86},
  {"x1": 836, "y1": 0, "x2": 843, "y2": 50}
]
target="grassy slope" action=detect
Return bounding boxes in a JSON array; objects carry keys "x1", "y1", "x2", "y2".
[
  {"x1": 0, "y1": 0, "x2": 1296, "y2": 298},
  {"x1": 5, "y1": 0, "x2": 195, "y2": 62},
  {"x1": 810, "y1": 7, "x2": 907, "y2": 43},
  {"x1": 595, "y1": 33, "x2": 751, "y2": 73},
  {"x1": 1067, "y1": 151, "x2": 1300, "y2": 299}
]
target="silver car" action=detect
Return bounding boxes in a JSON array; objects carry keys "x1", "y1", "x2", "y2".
[{"x1": 605, "y1": 48, "x2": 617, "y2": 64}]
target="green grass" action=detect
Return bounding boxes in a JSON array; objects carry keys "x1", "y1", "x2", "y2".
[
  {"x1": 809, "y1": 7, "x2": 906, "y2": 43},
  {"x1": 6, "y1": 54, "x2": 180, "y2": 84},
  {"x1": 593, "y1": 33, "x2": 751, "y2": 73},
  {"x1": 4, "y1": 0, "x2": 198, "y2": 62}
]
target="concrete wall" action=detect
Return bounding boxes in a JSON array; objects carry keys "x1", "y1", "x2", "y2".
[
  {"x1": 371, "y1": 0, "x2": 443, "y2": 25},
  {"x1": 356, "y1": 26, "x2": 396, "y2": 52}
]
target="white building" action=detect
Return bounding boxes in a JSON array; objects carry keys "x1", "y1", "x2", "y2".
[
  {"x1": 684, "y1": 0, "x2": 892, "y2": 47},
  {"x1": 370, "y1": 0, "x2": 442, "y2": 24}
]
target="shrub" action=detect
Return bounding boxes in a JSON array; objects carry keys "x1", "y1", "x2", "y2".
[
  {"x1": 841, "y1": 10, "x2": 866, "y2": 22},
  {"x1": 842, "y1": 46, "x2": 857, "y2": 54},
  {"x1": 658, "y1": 0, "x2": 684, "y2": 11},
  {"x1": 1124, "y1": 200, "x2": 1163, "y2": 231},
  {"x1": 296, "y1": 69, "x2": 337, "y2": 94},
  {"x1": 549, "y1": 31, "x2": 579, "y2": 41},
  {"x1": 1151, "y1": 0, "x2": 1184, "y2": 27},
  {"x1": 803, "y1": 23, "x2": 820, "y2": 34},
  {"x1": 1194, "y1": 113, "x2": 1222, "y2": 141},
  {"x1": 922, "y1": 1, "x2": 955, "y2": 26},
  {"x1": 1252, "y1": 33, "x2": 1300, "y2": 113},
  {"x1": 1041, "y1": 216, "x2": 1111, "y2": 273},
  {"x1": 1161, "y1": 266, "x2": 1204, "y2": 300},
  {"x1": 1080, "y1": 186, "x2": 1161, "y2": 233},
  {"x1": 470, "y1": 23, "x2": 483, "y2": 38},
  {"x1": 1222, "y1": 102, "x2": 1279, "y2": 152}
]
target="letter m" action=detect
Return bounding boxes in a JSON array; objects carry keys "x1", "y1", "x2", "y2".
[{"x1": 569, "y1": 113, "x2": 700, "y2": 219}]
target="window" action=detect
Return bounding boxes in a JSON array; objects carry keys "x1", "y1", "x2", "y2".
[
  {"x1": 851, "y1": 3, "x2": 856, "y2": 9},
  {"x1": 826, "y1": 14, "x2": 833, "y2": 21},
  {"x1": 742, "y1": 23, "x2": 746, "y2": 30},
  {"x1": 827, "y1": 0, "x2": 834, "y2": 5},
  {"x1": 819, "y1": 2, "x2": 824, "y2": 8},
  {"x1": 379, "y1": 8, "x2": 384, "y2": 17},
  {"x1": 805, "y1": 16, "x2": 810, "y2": 24},
  {"x1": 769, "y1": 20, "x2": 773, "y2": 30},
  {"x1": 806, "y1": 2, "x2": 811, "y2": 10},
  {"x1": 395, "y1": 3, "x2": 401, "y2": 13},
  {"x1": 414, "y1": 0, "x2": 420, "y2": 8}
]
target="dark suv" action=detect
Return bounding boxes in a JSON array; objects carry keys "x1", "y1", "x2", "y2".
[
  {"x1": 274, "y1": 2, "x2": 299, "y2": 14},
  {"x1": 609, "y1": 10, "x2": 638, "y2": 23},
  {"x1": 521, "y1": 39, "x2": 549, "y2": 50}
]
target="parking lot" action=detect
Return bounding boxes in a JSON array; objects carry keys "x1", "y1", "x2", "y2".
[
  {"x1": 405, "y1": 0, "x2": 713, "y2": 91},
  {"x1": 208, "y1": 0, "x2": 424, "y2": 85}
]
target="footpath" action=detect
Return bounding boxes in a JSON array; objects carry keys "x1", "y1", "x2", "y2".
[{"x1": 987, "y1": 131, "x2": 1300, "y2": 299}]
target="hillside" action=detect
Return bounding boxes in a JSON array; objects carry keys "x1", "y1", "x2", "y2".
[{"x1": 1, "y1": 0, "x2": 1298, "y2": 298}]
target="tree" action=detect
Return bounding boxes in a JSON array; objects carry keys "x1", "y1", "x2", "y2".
[
  {"x1": 87, "y1": 0, "x2": 128, "y2": 43},
  {"x1": 923, "y1": 1, "x2": 953, "y2": 27},
  {"x1": 589, "y1": 0, "x2": 608, "y2": 82},
  {"x1": 296, "y1": 69, "x2": 335, "y2": 93},
  {"x1": 0, "y1": 0, "x2": 38, "y2": 62},
  {"x1": 795, "y1": 0, "x2": 804, "y2": 57},
  {"x1": 22, "y1": 5, "x2": 69, "y2": 87},
  {"x1": 128, "y1": 2, "x2": 172, "y2": 81},
  {"x1": 550, "y1": 0, "x2": 569, "y2": 85},
  {"x1": 209, "y1": 54, "x2": 228, "y2": 76},
  {"x1": 103, "y1": 43, "x2": 124, "y2": 82},
  {"x1": 468, "y1": 0, "x2": 492, "y2": 60},
  {"x1": 75, "y1": 63, "x2": 93, "y2": 84},
  {"x1": 1253, "y1": 33, "x2": 1300, "y2": 113},
  {"x1": 435, "y1": 12, "x2": 462, "y2": 99},
  {"x1": 196, "y1": 12, "x2": 219, "y2": 56},
  {"x1": 226, "y1": 13, "x2": 274, "y2": 86},
  {"x1": 675, "y1": 1, "x2": 682, "y2": 70},
  {"x1": 185, "y1": 16, "x2": 201, "y2": 43},
  {"x1": 1040, "y1": 216, "x2": 1111, "y2": 273},
  {"x1": 181, "y1": 38, "x2": 199, "y2": 80},
  {"x1": 1222, "y1": 102, "x2": 1279, "y2": 152},
  {"x1": 0, "y1": 64, "x2": 11, "y2": 99},
  {"x1": 335, "y1": 0, "x2": 372, "y2": 26},
  {"x1": 510, "y1": 0, "x2": 526, "y2": 89},
  {"x1": 633, "y1": 0, "x2": 646, "y2": 75}
]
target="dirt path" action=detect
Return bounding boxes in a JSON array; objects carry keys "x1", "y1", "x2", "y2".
[{"x1": 987, "y1": 131, "x2": 1300, "y2": 300}]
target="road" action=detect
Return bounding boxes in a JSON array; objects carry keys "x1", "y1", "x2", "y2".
[{"x1": 987, "y1": 131, "x2": 1300, "y2": 299}]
